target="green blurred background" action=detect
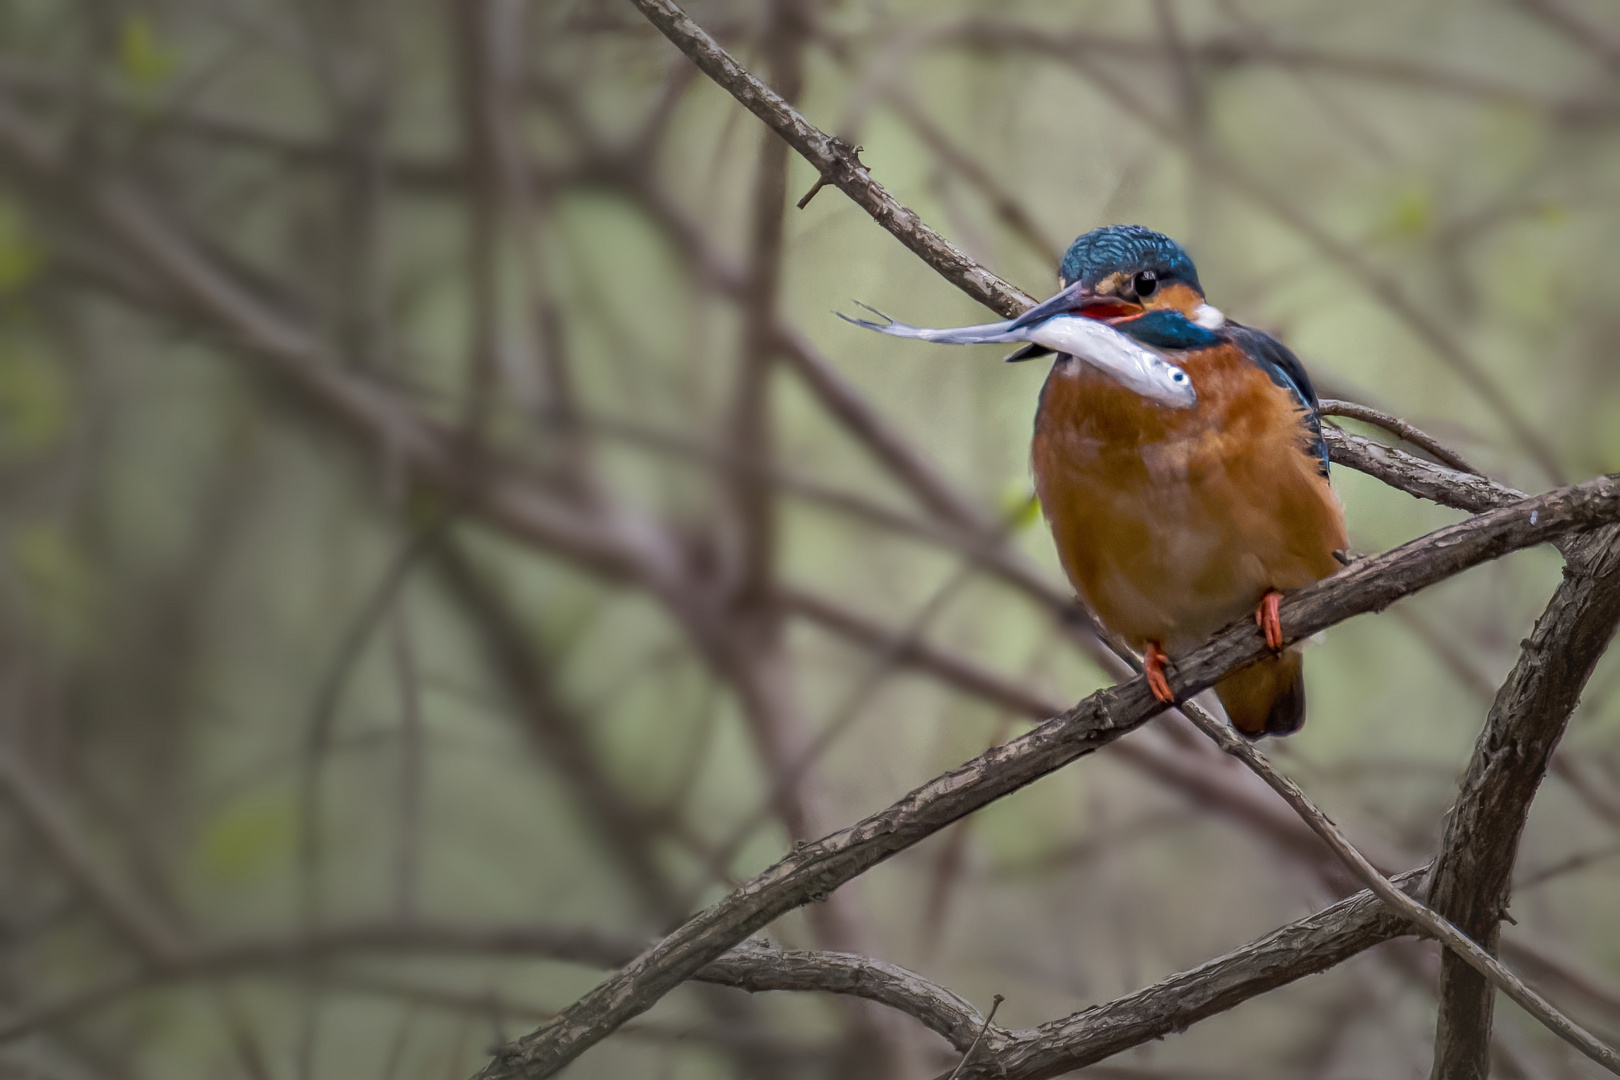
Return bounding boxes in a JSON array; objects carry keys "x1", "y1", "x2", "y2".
[{"x1": 0, "y1": 0, "x2": 1618, "y2": 1077}]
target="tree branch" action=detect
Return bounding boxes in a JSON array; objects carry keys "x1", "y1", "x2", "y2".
[
  {"x1": 1169, "y1": 668, "x2": 1620, "y2": 1076},
  {"x1": 780, "y1": 585, "x2": 1399, "y2": 890},
  {"x1": 625, "y1": 0, "x2": 1036, "y2": 319},
  {"x1": 0, "y1": 97, "x2": 699, "y2": 606},
  {"x1": 473, "y1": 469, "x2": 1620, "y2": 1078},
  {"x1": 1324, "y1": 427, "x2": 1527, "y2": 515},
  {"x1": 0, "y1": 754, "x2": 188, "y2": 967},
  {"x1": 966, "y1": 868, "x2": 1426, "y2": 1078},
  {"x1": 0, "y1": 68, "x2": 1450, "y2": 957},
  {"x1": 881, "y1": 19, "x2": 1619, "y2": 121},
  {"x1": 1320, "y1": 398, "x2": 1481, "y2": 475},
  {"x1": 1427, "y1": 525, "x2": 1620, "y2": 1078},
  {"x1": 0, "y1": 887, "x2": 1408, "y2": 1069}
]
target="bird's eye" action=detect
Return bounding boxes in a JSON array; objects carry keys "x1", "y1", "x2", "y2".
[{"x1": 1133, "y1": 270, "x2": 1158, "y2": 299}]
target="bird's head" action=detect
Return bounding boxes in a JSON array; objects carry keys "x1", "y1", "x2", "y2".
[{"x1": 1057, "y1": 224, "x2": 1224, "y2": 331}]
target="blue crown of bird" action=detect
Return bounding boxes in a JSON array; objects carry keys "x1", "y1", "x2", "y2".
[{"x1": 842, "y1": 224, "x2": 1346, "y2": 737}]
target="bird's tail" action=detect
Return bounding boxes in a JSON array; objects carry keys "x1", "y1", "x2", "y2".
[{"x1": 1216, "y1": 650, "x2": 1307, "y2": 738}]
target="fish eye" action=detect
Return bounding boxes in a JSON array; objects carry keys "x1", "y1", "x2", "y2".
[
  {"x1": 1171, "y1": 370, "x2": 1186, "y2": 383},
  {"x1": 1133, "y1": 270, "x2": 1158, "y2": 298}
]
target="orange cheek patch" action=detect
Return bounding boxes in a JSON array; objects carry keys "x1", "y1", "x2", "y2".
[{"x1": 1149, "y1": 281, "x2": 1204, "y2": 317}]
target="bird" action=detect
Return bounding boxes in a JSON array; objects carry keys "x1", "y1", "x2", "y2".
[
  {"x1": 1020, "y1": 224, "x2": 1346, "y2": 736},
  {"x1": 843, "y1": 224, "x2": 1346, "y2": 736}
]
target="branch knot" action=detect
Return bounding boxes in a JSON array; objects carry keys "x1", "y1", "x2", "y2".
[{"x1": 797, "y1": 138, "x2": 865, "y2": 209}]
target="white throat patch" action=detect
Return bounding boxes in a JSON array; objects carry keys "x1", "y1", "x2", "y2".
[{"x1": 1192, "y1": 303, "x2": 1226, "y2": 330}]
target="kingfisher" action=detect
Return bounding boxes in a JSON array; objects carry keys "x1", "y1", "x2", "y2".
[{"x1": 845, "y1": 224, "x2": 1346, "y2": 737}]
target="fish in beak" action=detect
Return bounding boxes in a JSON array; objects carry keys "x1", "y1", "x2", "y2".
[{"x1": 838, "y1": 287, "x2": 1195, "y2": 409}]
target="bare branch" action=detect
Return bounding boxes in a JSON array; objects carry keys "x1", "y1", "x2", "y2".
[
  {"x1": 1325, "y1": 427, "x2": 1527, "y2": 515},
  {"x1": 877, "y1": 19, "x2": 1619, "y2": 120},
  {"x1": 1320, "y1": 398, "x2": 1481, "y2": 475},
  {"x1": 0, "y1": 754, "x2": 188, "y2": 967},
  {"x1": 473, "y1": 470, "x2": 1620, "y2": 1078},
  {"x1": 0, "y1": 892, "x2": 1406, "y2": 1069},
  {"x1": 431, "y1": 542, "x2": 688, "y2": 921},
  {"x1": 1049, "y1": 53, "x2": 1566, "y2": 483},
  {"x1": 0, "y1": 98, "x2": 695, "y2": 604},
  {"x1": 1513, "y1": 0, "x2": 1620, "y2": 74},
  {"x1": 1427, "y1": 526, "x2": 1620, "y2": 1078},
  {"x1": 1170, "y1": 674, "x2": 1620, "y2": 1075},
  {"x1": 626, "y1": 0, "x2": 1037, "y2": 318},
  {"x1": 879, "y1": 85, "x2": 1063, "y2": 269},
  {"x1": 946, "y1": 994, "x2": 1004, "y2": 1079},
  {"x1": 963, "y1": 867, "x2": 1425, "y2": 1078},
  {"x1": 780, "y1": 585, "x2": 1399, "y2": 889},
  {"x1": 706, "y1": 941, "x2": 989, "y2": 1053}
]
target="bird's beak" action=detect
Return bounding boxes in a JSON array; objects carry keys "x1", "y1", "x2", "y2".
[
  {"x1": 1001, "y1": 285, "x2": 1143, "y2": 362},
  {"x1": 1008, "y1": 281, "x2": 1142, "y2": 331}
]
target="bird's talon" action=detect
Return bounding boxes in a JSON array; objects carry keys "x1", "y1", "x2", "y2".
[
  {"x1": 1144, "y1": 642, "x2": 1175, "y2": 704},
  {"x1": 1256, "y1": 590, "x2": 1284, "y2": 651}
]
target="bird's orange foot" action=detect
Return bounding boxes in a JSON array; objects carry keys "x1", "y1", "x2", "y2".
[
  {"x1": 1144, "y1": 642, "x2": 1175, "y2": 704},
  {"x1": 1256, "y1": 589, "x2": 1284, "y2": 652}
]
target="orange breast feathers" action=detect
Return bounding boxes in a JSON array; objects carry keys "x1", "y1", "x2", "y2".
[{"x1": 1031, "y1": 342, "x2": 1347, "y2": 653}]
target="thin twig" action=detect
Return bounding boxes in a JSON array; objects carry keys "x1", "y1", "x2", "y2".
[
  {"x1": 1322, "y1": 427, "x2": 1528, "y2": 516},
  {"x1": 947, "y1": 994, "x2": 1004, "y2": 1080},
  {"x1": 626, "y1": 0, "x2": 1037, "y2": 318},
  {"x1": 1174, "y1": 702, "x2": 1620, "y2": 1075},
  {"x1": 1515, "y1": 841, "x2": 1620, "y2": 891},
  {"x1": 0, "y1": 753, "x2": 189, "y2": 967},
  {"x1": 389, "y1": 607, "x2": 424, "y2": 922},
  {"x1": 1049, "y1": 50, "x2": 1565, "y2": 483},
  {"x1": 876, "y1": 19, "x2": 1618, "y2": 120},
  {"x1": 1319, "y1": 398, "x2": 1481, "y2": 475},
  {"x1": 474, "y1": 471, "x2": 1620, "y2": 1078},
  {"x1": 0, "y1": 889, "x2": 1405, "y2": 1069},
  {"x1": 1427, "y1": 525, "x2": 1620, "y2": 1076}
]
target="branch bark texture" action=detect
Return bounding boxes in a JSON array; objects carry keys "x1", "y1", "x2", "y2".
[
  {"x1": 1428, "y1": 526, "x2": 1620, "y2": 1079},
  {"x1": 625, "y1": 0, "x2": 1037, "y2": 318},
  {"x1": 475, "y1": 470, "x2": 1620, "y2": 1078}
]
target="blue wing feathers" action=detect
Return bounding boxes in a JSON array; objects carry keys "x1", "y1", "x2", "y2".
[{"x1": 1224, "y1": 323, "x2": 1330, "y2": 477}]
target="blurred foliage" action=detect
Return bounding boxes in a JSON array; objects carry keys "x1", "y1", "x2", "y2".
[
  {"x1": 117, "y1": 14, "x2": 178, "y2": 90},
  {"x1": 0, "y1": 1, "x2": 1617, "y2": 1079}
]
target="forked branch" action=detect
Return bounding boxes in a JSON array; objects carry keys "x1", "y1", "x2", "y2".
[{"x1": 475, "y1": 470, "x2": 1620, "y2": 1077}]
